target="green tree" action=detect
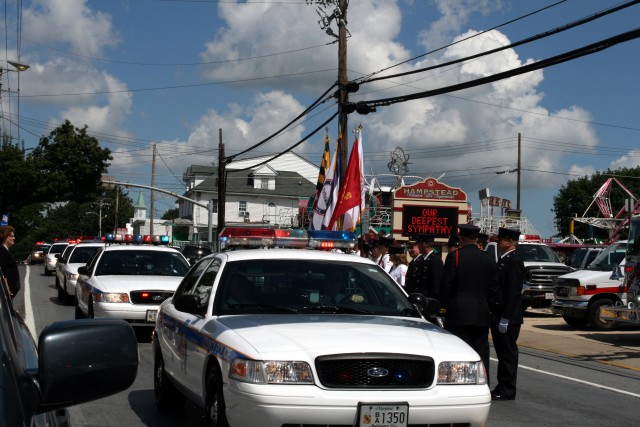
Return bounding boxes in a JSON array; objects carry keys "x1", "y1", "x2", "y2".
[
  {"x1": 161, "y1": 208, "x2": 180, "y2": 220},
  {"x1": 552, "y1": 167, "x2": 640, "y2": 239},
  {"x1": 30, "y1": 120, "x2": 112, "y2": 204},
  {"x1": 1, "y1": 120, "x2": 113, "y2": 259}
]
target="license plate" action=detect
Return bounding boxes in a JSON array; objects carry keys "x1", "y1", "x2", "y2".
[
  {"x1": 146, "y1": 310, "x2": 158, "y2": 322},
  {"x1": 358, "y1": 403, "x2": 408, "y2": 427},
  {"x1": 545, "y1": 292, "x2": 554, "y2": 299}
]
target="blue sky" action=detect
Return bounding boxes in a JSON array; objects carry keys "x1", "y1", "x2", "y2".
[{"x1": 1, "y1": 0, "x2": 639, "y2": 238}]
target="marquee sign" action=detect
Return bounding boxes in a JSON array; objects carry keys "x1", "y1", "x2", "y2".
[
  {"x1": 402, "y1": 205, "x2": 458, "y2": 237},
  {"x1": 394, "y1": 178, "x2": 466, "y2": 201}
]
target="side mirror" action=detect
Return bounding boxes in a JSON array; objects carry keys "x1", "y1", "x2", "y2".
[
  {"x1": 77, "y1": 266, "x2": 90, "y2": 276},
  {"x1": 408, "y1": 293, "x2": 440, "y2": 317},
  {"x1": 610, "y1": 264, "x2": 622, "y2": 280},
  {"x1": 174, "y1": 293, "x2": 206, "y2": 316},
  {"x1": 37, "y1": 319, "x2": 138, "y2": 412}
]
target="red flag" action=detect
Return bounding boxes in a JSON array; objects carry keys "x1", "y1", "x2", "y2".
[{"x1": 326, "y1": 127, "x2": 364, "y2": 230}]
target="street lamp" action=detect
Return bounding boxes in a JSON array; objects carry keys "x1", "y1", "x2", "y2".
[
  {"x1": 1, "y1": 60, "x2": 30, "y2": 145},
  {"x1": 7, "y1": 61, "x2": 29, "y2": 72}
]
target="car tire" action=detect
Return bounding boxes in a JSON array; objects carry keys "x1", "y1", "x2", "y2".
[
  {"x1": 204, "y1": 364, "x2": 228, "y2": 427},
  {"x1": 57, "y1": 284, "x2": 66, "y2": 303},
  {"x1": 88, "y1": 297, "x2": 95, "y2": 318},
  {"x1": 154, "y1": 350, "x2": 185, "y2": 410},
  {"x1": 562, "y1": 314, "x2": 588, "y2": 329},
  {"x1": 63, "y1": 281, "x2": 74, "y2": 305},
  {"x1": 75, "y1": 302, "x2": 85, "y2": 319},
  {"x1": 588, "y1": 299, "x2": 617, "y2": 331}
]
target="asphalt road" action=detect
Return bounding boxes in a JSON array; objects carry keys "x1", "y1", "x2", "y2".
[{"x1": 18, "y1": 264, "x2": 640, "y2": 427}]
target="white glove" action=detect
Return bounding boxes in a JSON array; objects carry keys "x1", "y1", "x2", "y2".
[
  {"x1": 435, "y1": 316, "x2": 445, "y2": 328},
  {"x1": 498, "y1": 317, "x2": 509, "y2": 334},
  {"x1": 350, "y1": 294, "x2": 365, "y2": 303}
]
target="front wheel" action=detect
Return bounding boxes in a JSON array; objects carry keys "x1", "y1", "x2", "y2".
[
  {"x1": 588, "y1": 299, "x2": 616, "y2": 331},
  {"x1": 204, "y1": 364, "x2": 228, "y2": 427}
]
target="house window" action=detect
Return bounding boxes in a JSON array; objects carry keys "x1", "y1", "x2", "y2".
[
  {"x1": 260, "y1": 179, "x2": 269, "y2": 189},
  {"x1": 239, "y1": 201, "x2": 247, "y2": 217}
]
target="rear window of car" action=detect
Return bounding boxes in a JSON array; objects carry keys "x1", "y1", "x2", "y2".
[
  {"x1": 69, "y1": 246, "x2": 102, "y2": 264},
  {"x1": 95, "y1": 250, "x2": 190, "y2": 277},
  {"x1": 48, "y1": 244, "x2": 68, "y2": 254}
]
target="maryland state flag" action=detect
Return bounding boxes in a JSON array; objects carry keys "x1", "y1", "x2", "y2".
[
  {"x1": 326, "y1": 126, "x2": 365, "y2": 231},
  {"x1": 311, "y1": 130, "x2": 340, "y2": 230},
  {"x1": 310, "y1": 129, "x2": 332, "y2": 230}
]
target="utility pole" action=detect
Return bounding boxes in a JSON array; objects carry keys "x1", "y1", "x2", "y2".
[
  {"x1": 517, "y1": 133, "x2": 521, "y2": 212},
  {"x1": 217, "y1": 129, "x2": 226, "y2": 240},
  {"x1": 337, "y1": 0, "x2": 349, "y2": 178},
  {"x1": 150, "y1": 144, "x2": 156, "y2": 236}
]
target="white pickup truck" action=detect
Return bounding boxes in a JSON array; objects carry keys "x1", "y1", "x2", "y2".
[
  {"x1": 552, "y1": 240, "x2": 627, "y2": 331},
  {"x1": 486, "y1": 241, "x2": 573, "y2": 310}
]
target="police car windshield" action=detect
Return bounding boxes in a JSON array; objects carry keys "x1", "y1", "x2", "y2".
[
  {"x1": 215, "y1": 259, "x2": 414, "y2": 316},
  {"x1": 95, "y1": 250, "x2": 190, "y2": 276}
]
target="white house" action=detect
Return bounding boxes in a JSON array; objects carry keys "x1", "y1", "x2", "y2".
[{"x1": 176, "y1": 152, "x2": 319, "y2": 242}]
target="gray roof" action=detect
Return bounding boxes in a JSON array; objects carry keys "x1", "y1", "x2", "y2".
[{"x1": 187, "y1": 169, "x2": 315, "y2": 198}]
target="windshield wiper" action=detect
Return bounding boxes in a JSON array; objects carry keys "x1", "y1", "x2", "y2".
[
  {"x1": 227, "y1": 303, "x2": 299, "y2": 313},
  {"x1": 296, "y1": 305, "x2": 373, "y2": 314}
]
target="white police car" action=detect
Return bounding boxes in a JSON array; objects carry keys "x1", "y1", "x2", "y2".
[
  {"x1": 56, "y1": 242, "x2": 104, "y2": 305},
  {"x1": 75, "y1": 234, "x2": 191, "y2": 326},
  {"x1": 152, "y1": 228, "x2": 490, "y2": 427},
  {"x1": 44, "y1": 241, "x2": 69, "y2": 276}
]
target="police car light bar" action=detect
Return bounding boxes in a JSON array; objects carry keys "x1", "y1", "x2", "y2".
[
  {"x1": 218, "y1": 227, "x2": 357, "y2": 251},
  {"x1": 307, "y1": 230, "x2": 358, "y2": 250},
  {"x1": 219, "y1": 227, "x2": 276, "y2": 250},
  {"x1": 104, "y1": 233, "x2": 169, "y2": 245}
]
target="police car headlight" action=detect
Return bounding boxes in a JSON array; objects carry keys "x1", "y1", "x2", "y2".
[
  {"x1": 230, "y1": 359, "x2": 314, "y2": 384},
  {"x1": 94, "y1": 293, "x2": 130, "y2": 303},
  {"x1": 65, "y1": 273, "x2": 79, "y2": 282},
  {"x1": 437, "y1": 361, "x2": 487, "y2": 385}
]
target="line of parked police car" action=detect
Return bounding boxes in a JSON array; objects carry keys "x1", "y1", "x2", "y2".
[{"x1": 20, "y1": 229, "x2": 631, "y2": 427}]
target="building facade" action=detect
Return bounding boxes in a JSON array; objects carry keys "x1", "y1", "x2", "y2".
[{"x1": 177, "y1": 152, "x2": 318, "y2": 243}]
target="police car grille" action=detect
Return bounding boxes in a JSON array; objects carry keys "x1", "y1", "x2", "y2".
[
  {"x1": 315, "y1": 354, "x2": 435, "y2": 388},
  {"x1": 129, "y1": 290, "x2": 174, "y2": 305}
]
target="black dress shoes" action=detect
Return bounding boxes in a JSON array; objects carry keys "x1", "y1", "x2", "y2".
[{"x1": 491, "y1": 392, "x2": 515, "y2": 401}]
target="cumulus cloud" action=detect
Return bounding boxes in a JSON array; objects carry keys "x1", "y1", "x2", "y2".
[
  {"x1": 610, "y1": 150, "x2": 640, "y2": 169},
  {"x1": 22, "y1": 0, "x2": 120, "y2": 56}
]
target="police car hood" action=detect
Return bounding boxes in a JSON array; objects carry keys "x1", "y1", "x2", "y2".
[
  {"x1": 218, "y1": 315, "x2": 479, "y2": 361},
  {"x1": 95, "y1": 275, "x2": 182, "y2": 291}
]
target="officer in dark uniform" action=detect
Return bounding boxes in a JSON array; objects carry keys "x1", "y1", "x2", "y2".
[
  {"x1": 404, "y1": 237, "x2": 421, "y2": 292},
  {"x1": 439, "y1": 224, "x2": 498, "y2": 380},
  {"x1": 490, "y1": 227, "x2": 525, "y2": 401},
  {"x1": 405, "y1": 234, "x2": 442, "y2": 299},
  {"x1": 477, "y1": 233, "x2": 489, "y2": 250}
]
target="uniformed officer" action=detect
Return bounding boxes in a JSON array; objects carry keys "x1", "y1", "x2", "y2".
[
  {"x1": 477, "y1": 233, "x2": 489, "y2": 250},
  {"x1": 375, "y1": 236, "x2": 395, "y2": 272},
  {"x1": 490, "y1": 227, "x2": 525, "y2": 401},
  {"x1": 405, "y1": 234, "x2": 442, "y2": 299},
  {"x1": 439, "y1": 224, "x2": 498, "y2": 379},
  {"x1": 446, "y1": 235, "x2": 460, "y2": 253}
]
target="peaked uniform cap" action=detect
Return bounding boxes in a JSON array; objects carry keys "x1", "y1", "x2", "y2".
[
  {"x1": 497, "y1": 227, "x2": 520, "y2": 240},
  {"x1": 388, "y1": 245, "x2": 405, "y2": 255},
  {"x1": 414, "y1": 234, "x2": 435, "y2": 244},
  {"x1": 376, "y1": 236, "x2": 395, "y2": 247},
  {"x1": 458, "y1": 224, "x2": 481, "y2": 238}
]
